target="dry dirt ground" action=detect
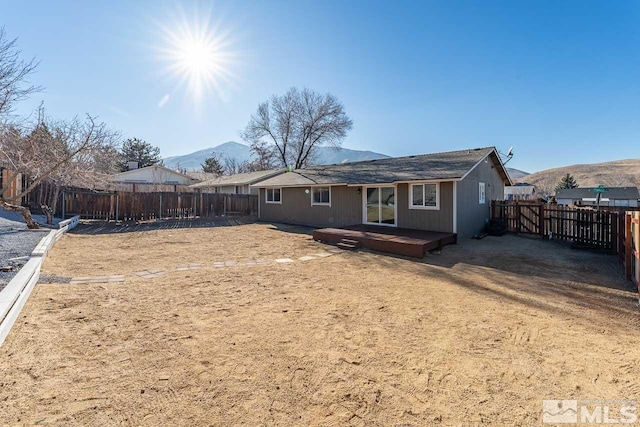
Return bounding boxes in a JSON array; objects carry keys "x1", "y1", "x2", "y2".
[{"x1": 1, "y1": 222, "x2": 639, "y2": 426}]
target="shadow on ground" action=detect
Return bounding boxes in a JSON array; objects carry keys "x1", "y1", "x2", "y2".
[
  {"x1": 368, "y1": 234, "x2": 639, "y2": 329},
  {"x1": 69, "y1": 216, "x2": 257, "y2": 235}
]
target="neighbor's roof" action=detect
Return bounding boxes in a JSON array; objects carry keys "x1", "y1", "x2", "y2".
[
  {"x1": 185, "y1": 171, "x2": 221, "y2": 182},
  {"x1": 556, "y1": 187, "x2": 640, "y2": 199},
  {"x1": 253, "y1": 147, "x2": 511, "y2": 187},
  {"x1": 112, "y1": 165, "x2": 198, "y2": 181},
  {"x1": 190, "y1": 169, "x2": 286, "y2": 188}
]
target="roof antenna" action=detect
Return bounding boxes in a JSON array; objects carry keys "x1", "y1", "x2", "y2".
[{"x1": 499, "y1": 146, "x2": 514, "y2": 164}]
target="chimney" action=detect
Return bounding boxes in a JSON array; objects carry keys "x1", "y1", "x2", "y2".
[{"x1": 128, "y1": 161, "x2": 139, "y2": 170}]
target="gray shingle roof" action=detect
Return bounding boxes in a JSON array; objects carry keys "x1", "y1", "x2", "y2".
[
  {"x1": 556, "y1": 187, "x2": 640, "y2": 199},
  {"x1": 190, "y1": 169, "x2": 285, "y2": 188},
  {"x1": 254, "y1": 147, "x2": 509, "y2": 187}
]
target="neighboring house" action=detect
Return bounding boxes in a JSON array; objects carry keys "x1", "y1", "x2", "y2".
[
  {"x1": 505, "y1": 183, "x2": 536, "y2": 201},
  {"x1": 253, "y1": 147, "x2": 512, "y2": 239},
  {"x1": 556, "y1": 187, "x2": 640, "y2": 207},
  {"x1": 190, "y1": 169, "x2": 286, "y2": 195},
  {"x1": 112, "y1": 165, "x2": 199, "y2": 186}
]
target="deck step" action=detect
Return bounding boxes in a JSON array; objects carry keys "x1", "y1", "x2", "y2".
[
  {"x1": 340, "y1": 238, "x2": 360, "y2": 246},
  {"x1": 337, "y1": 242, "x2": 359, "y2": 251}
]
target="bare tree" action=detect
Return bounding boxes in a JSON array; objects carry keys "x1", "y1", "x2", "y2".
[
  {"x1": 242, "y1": 87, "x2": 353, "y2": 169},
  {"x1": 247, "y1": 140, "x2": 277, "y2": 171},
  {"x1": 0, "y1": 27, "x2": 41, "y2": 118},
  {"x1": 223, "y1": 156, "x2": 251, "y2": 175},
  {"x1": 1, "y1": 107, "x2": 120, "y2": 228}
]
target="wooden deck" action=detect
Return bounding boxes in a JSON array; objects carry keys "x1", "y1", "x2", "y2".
[{"x1": 313, "y1": 225, "x2": 457, "y2": 258}]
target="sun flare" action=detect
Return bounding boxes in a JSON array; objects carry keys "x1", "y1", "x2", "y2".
[{"x1": 155, "y1": 6, "x2": 238, "y2": 106}]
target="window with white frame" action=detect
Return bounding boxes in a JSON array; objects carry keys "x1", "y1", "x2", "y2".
[
  {"x1": 409, "y1": 183, "x2": 439, "y2": 209},
  {"x1": 312, "y1": 186, "x2": 330, "y2": 206},
  {"x1": 266, "y1": 188, "x2": 282, "y2": 204},
  {"x1": 479, "y1": 182, "x2": 486, "y2": 204}
]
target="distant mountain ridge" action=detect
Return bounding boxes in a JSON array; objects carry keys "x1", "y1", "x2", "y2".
[
  {"x1": 163, "y1": 141, "x2": 390, "y2": 171},
  {"x1": 506, "y1": 168, "x2": 529, "y2": 180},
  {"x1": 517, "y1": 158, "x2": 640, "y2": 193},
  {"x1": 165, "y1": 142, "x2": 534, "y2": 180}
]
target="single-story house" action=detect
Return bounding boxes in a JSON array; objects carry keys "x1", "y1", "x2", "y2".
[
  {"x1": 505, "y1": 183, "x2": 536, "y2": 201},
  {"x1": 253, "y1": 147, "x2": 512, "y2": 239},
  {"x1": 190, "y1": 169, "x2": 285, "y2": 195},
  {"x1": 112, "y1": 165, "x2": 199, "y2": 186},
  {"x1": 556, "y1": 187, "x2": 640, "y2": 207}
]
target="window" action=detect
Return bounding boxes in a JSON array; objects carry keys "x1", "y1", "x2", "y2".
[
  {"x1": 409, "y1": 183, "x2": 439, "y2": 210},
  {"x1": 312, "y1": 186, "x2": 331, "y2": 206},
  {"x1": 266, "y1": 188, "x2": 282, "y2": 204},
  {"x1": 479, "y1": 182, "x2": 486, "y2": 204}
]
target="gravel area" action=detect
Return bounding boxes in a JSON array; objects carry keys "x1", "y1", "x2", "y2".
[
  {"x1": 0, "y1": 210, "x2": 61, "y2": 231},
  {"x1": 0, "y1": 210, "x2": 58, "y2": 291}
]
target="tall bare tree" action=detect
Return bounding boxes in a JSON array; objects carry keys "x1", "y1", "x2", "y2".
[
  {"x1": 1, "y1": 107, "x2": 119, "y2": 227},
  {"x1": 0, "y1": 27, "x2": 41, "y2": 118},
  {"x1": 242, "y1": 87, "x2": 353, "y2": 169},
  {"x1": 0, "y1": 28, "x2": 120, "y2": 228}
]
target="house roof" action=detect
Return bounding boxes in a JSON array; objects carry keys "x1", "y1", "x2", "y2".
[
  {"x1": 505, "y1": 185, "x2": 535, "y2": 195},
  {"x1": 112, "y1": 165, "x2": 198, "y2": 182},
  {"x1": 253, "y1": 147, "x2": 511, "y2": 187},
  {"x1": 556, "y1": 187, "x2": 640, "y2": 200},
  {"x1": 185, "y1": 171, "x2": 221, "y2": 182},
  {"x1": 190, "y1": 169, "x2": 286, "y2": 188}
]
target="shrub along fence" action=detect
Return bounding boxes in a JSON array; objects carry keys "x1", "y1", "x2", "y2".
[{"x1": 58, "y1": 190, "x2": 258, "y2": 221}]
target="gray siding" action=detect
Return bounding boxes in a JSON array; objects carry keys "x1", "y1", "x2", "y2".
[
  {"x1": 259, "y1": 185, "x2": 361, "y2": 227},
  {"x1": 396, "y1": 182, "x2": 454, "y2": 233},
  {"x1": 260, "y1": 182, "x2": 456, "y2": 233},
  {"x1": 456, "y1": 156, "x2": 505, "y2": 239}
]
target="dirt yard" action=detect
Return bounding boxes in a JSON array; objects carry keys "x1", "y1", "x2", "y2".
[{"x1": 1, "y1": 222, "x2": 639, "y2": 425}]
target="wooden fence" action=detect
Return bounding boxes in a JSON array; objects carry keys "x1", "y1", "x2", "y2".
[
  {"x1": 623, "y1": 211, "x2": 640, "y2": 288},
  {"x1": 492, "y1": 201, "x2": 622, "y2": 252},
  {"x1": 59, "y1": 190, "x2": 258, "y2": 221},
  {"x1": 493, "y1": 201, "x2": 640, "y2": 289}
]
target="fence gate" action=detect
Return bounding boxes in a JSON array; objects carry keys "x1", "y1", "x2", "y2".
[{"x1": 492, "y1": 201, "x2": 620, "y2": 253}]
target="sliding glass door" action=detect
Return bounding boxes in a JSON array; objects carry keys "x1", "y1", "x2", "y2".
[{"x1": 364, "y1": 186, "x2": 395, "y2": 226}]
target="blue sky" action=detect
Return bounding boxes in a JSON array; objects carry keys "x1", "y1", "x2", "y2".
[{"x1": 2, "y1": 0, "x2": 640, "y2": 173}]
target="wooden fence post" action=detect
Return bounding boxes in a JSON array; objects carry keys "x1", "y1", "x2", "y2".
[
  {"x1": 611, "y1": 212, "x2": 618, "y2": 255},
  {"x1": 515, "y1": 202, "x2": 521, "y2": 234},
  {"x1": 539, "y1": 203, "x2": 545, "y2": 237},
  {"x1": 61, "y1": 191, "x2": 66, "y2": 219},
  {"x1": 115, "y1": 192, "x2": 119, "y2": 222},
  {"x1": 626, "y1": 213, "x2": 632, "y2": 281}
]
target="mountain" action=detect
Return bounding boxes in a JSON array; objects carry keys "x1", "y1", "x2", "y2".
[
  {"x1": 517, "y1": 158, "x2": 640, "y2": 193},
  {"x1": 163, "y1": 141, "x2": 389, "y2": 170},
  {"x1": 507, "y1": 167, "x2": 530, "y2": 180}
]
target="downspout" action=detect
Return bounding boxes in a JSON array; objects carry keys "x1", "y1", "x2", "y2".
[{"x1": 452, "y1": 181, "x2": 458, "y2": 234}]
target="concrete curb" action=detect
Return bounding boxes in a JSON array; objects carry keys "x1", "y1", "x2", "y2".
[{"x1": 0, "y1": 215, "x2": 80, "y2": 346}]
